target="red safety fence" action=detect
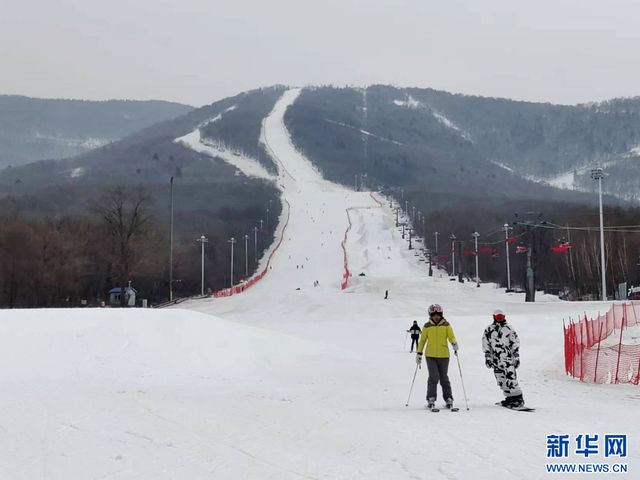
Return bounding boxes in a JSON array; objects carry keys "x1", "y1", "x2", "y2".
[
  {"x1": 212, "y1": 199, "x2": 291, "y2": 298},
  {"x1": 341, "y1": 208, "x2": 353, "y2": 290},
  {"x1": 564, "y1": 302, "x2": 640, "y2": 384}
]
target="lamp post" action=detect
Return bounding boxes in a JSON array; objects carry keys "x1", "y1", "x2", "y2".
[
  {"x1": 472, "y1": 231, "x2": 480, "y2": 287},
  {"x1": 228, "y1": 237, "x2": 236, "y2": 287},
  {"x1": 503, "y1": 223, "x2": 512, "y2": 292},
  {"x1": 196, "y1": 235, "x2": 208, "y2": 296},
  {"x1": 434, "y1": 231, "x2": 439, "y2": 256},
  {"x1": 253, "y1": 226, "x2": 259, "y2": 265},
  {"x1": 244, "y1": 234, "x2": 249, "y2": 277},
  {"x1": 395, "y1": 208, "x2": 399, "y2": 227},
  {"x1": 408, "y1": 228, "x2": 413, "y2": 250},
  {"x1": 450, "y1": 234, "x2": 457, "y2": 277},
  {"x1": 169, "y1": 176, "x2": 174, "y2": 301},
  {"x1": 591, "y1": 167, "x2": 606, "y2": 301}
]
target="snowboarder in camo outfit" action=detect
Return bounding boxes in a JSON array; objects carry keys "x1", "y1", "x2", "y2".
[
  {"x1": 482, "y1": 309, "x2": 525, "y2": 408},
  {"x1": 416, "y1": 304, "x2": 459, "y2": 409},
  {"x1": 407, "y1": 321, "x2": 421, "y2": 352}
]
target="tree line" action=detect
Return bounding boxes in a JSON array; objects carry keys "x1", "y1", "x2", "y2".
[
  {"x1": 0, "y1": 185, "x2": 280, "y2": 308},
  {"x1": 400, "y1": 190, "x2": 640, "y2": 300}
]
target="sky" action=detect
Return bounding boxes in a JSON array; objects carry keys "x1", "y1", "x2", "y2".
[{"x1": 2, "y1": 0, "x2": 640, "y2": 107}]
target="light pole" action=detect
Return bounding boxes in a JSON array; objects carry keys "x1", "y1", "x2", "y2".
[
  {"x1": 253, "y1": 226, "x2": 259, "y2": 265},
  {"x1": 260, "y1": 219, "x2": 264, "y2": 231},
  {"x1": 196, "y1": 235, "x2": 208, "y2": 296},
  {"x1": 266, "y1": 208, "x2": 270, "y2": 229},
  {"x1": 503, "y1": 223, "x2": 512, "y2": 291},
  {"x1": 434, "y1": 232, "x2": 439, "y2": 256},
  {"x1": 405, "y1": 200, "x2": 408, "y2": 215},
  {"x1": 408, "y1": 228, "x2": 413, "y2": 250},
  {"x1": 355, "y1": 174, "x2": 358, "y2": 191},
  {"x1": 450, "y1": 234, "x2": 457, "y2": 277},
  {"x1": 228, "y1": 237, "x2": 236, "y2": 287},
  {"x1": 472, "y1": 231, "x2": 480, "y2": 287},
  {"x1": 395, "y1": 208, "x2": 399, "y2": 227},
  {"x1": 591, "y1": 167, "x2": 606, "y2": 301},
  {"x1": 244, "y1": 234, "x2": 249, "y2": 277},
  {"x1": 169, "y1": 176, "x2": 174, "y2": 301}
]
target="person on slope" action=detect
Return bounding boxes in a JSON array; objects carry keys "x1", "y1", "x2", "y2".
[
  {"x1": 482, "y1": 309, "x2": 524, "y2": 408},
  {"x1": 407, "y1": 321, "x2": 421, "y2": 352},
  {"x1": 416, "y1": 304, "x2": 458, "y2": 409}
]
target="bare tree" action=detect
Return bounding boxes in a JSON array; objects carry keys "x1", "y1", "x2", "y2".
[{"x1": 92, "y1": 186, "x2": 153, "y2": 306}]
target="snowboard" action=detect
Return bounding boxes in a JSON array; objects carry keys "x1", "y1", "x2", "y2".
[{"x1": 495, "y1": 402, "x2": 535, "y2": 412}]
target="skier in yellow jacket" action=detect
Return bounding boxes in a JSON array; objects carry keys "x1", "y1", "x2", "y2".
[{"x1": 416, "y1": 304, "x2": 458, "y2": 409}]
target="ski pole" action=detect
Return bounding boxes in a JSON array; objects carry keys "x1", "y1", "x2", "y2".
[
  {"x1": 404, "y1": 331, "x2": 409, "y2": 350},
  {"x1": 454, "y1": 352, "x2": 470, "y2": 411},
  {"x1": 405, "y1": 363, "x2": 419, "y2": 406}
]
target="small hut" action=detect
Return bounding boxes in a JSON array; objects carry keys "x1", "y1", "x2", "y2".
[{"x1": 109, "y1": 287, "x2": 137, "y2": 307}]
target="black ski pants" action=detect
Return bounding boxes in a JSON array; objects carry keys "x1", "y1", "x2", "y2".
[{"x1": 426, "y1": 357, "x2": 452, "y2": 401}]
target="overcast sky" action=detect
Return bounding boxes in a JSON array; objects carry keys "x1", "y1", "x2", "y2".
[{"x1": 2, "y1": 0, "x2": 639, "y2": 107}]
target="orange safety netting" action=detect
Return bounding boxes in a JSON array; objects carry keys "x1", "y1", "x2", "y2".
[
  {"x1": 564, "y1": 302, "x2": 640, "y2": 384},
  {"x1": 212, "y1": 200, "x2": 291, "y2": 298}
]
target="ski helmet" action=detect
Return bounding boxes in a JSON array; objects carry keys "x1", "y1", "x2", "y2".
[
  {"x1": 493, "y1": 309, "x2": 506, "y2": 321},
  {"x1": 428, "y1": 304, "x2": 443, "y2": 316}
]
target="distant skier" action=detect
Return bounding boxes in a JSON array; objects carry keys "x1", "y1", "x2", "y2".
[
  {"x1": 407, "y1": 321, "x2": 421, "y2": 352},
  {"x1": 416, "y1": 304, "x2": 458, "y2": 410},
  {"x1": 482, "y1": 309, "x2": 524, "y2": 408},
  {"x1": 384, "y1": 290, "x2": 389, "y2": 300}
]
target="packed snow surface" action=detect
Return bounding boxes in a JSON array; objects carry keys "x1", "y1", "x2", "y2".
[
  {"x1": 2, "y1": 88, "x2": 638, "y2": 479},
  {"x1": 175, "y1": 104, "x2": 274, "y2": 181}
]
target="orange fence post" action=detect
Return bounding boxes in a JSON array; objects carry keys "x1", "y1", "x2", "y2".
[
  {"x1": 593, "y1": 322, "x2": 603, "y2": 384},
  {"x1": 563, "y1": 320, "x2": 568, "y2": 375},
  {"x1": 614, "y1": 307, "x2": 626, "y2": 384}
]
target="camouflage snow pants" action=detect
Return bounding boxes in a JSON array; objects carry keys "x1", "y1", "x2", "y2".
[{"x1": 493, "y1": 363, "x2": 522, "y2": 397}]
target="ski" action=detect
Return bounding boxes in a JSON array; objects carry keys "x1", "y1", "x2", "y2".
[
  {"x1": 449, "y1": 407, "x2": 460, "y2": 412},
  {"x1": 427, "y1": 404, "x2": 440, "y2": 412}
]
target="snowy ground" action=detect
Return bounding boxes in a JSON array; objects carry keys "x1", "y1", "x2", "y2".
[{"x1": 1, "y1": 89, "x2": 638, "y2": 479}]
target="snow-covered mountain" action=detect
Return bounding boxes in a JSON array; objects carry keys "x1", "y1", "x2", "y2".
[{"x1": 285, "y1": 85, "x2": 640, "y2": 200}]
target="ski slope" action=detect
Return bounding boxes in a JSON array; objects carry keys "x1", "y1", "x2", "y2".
[{"x1": 1, "y1": 88, "x2": 638, "y2": 479}]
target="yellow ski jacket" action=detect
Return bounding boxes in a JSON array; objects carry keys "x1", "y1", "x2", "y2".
[{"x1": 417, "y1": 318, "x2": 457, "y2": 358}]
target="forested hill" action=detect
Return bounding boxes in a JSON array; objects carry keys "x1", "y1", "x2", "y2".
[
  {"x1": 0, "y1": 95, "x2": 193, "y2": 167},
  {"x1": 285, "y1": 85, "x2": 640, "y2": 200}
]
